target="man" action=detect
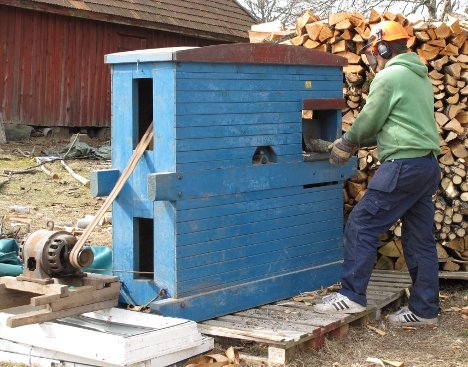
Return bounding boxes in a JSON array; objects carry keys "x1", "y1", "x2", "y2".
[{"x1": 313, "y1": 21, "x2": 441, "y2": 326}]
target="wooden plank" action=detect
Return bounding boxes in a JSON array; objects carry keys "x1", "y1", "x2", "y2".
[
  {"x1": 175, "y1": 111, "x2": 301, "y2": 128},
  {"x1": 223, "y1": 312, "x2": 320, "y2": 335},
  {"x1": 7, "y1": 300, "x2": 117, "y2": 328},
  {"x1": 177, "y1": 197, "x2": 343, "y2": 239},
  {"x1": 218, "y1": 314, "x2": 320, "y2": 337},
  {"x1": 176, "y1": 144, "x2": 302, "y2": 164},
  {"x1": 177, "y1": 89, "x2": 340, "y2": 104},
  {"x1": 198, "y1": 323, "x2": 289, "y2": 345},
  {"x1": 178, "y1": 228, "x2": 342, "y2": 270},
  {"x1": 369, "y1": 274, "x2": 412, "y2": 282},
  {"x1": 176, "y1": 133, "x2": 302, "y2": 152},
  {"x1": 200, "y1": 319, "x2": 297, "y2": 342},
  {"x1": 177, "y1": 184, "x2": 341, "y2": 217},
  {"x1": 177, "y1": 247, "x2": 342, "y2": 295},
  {"x1": 177, "y1": 219, "x2": 341, "y2": 258},
  {"x1": 176, "y1": 122, "x2": 300, "y2": 140},
  {"x1": 148, "y1": 161, "x2": 354, "y2": 202},
  {"x1": 0, "y1": 277, "x2": 69, "y2": 296},
  {"x1": 238, "y1": 306, "x2": 344, "y2": 330},
  {"x1": 303, "y1": 98, "x2": 346, "y2": 109},
  {"x1": 366, "y1": 285, "x2": 408, "y2": 293},
  {"x1": 176, "y1": 154, "x2": 301, "y2": 172},
  {"x1": 366, "y1": 290, "x2": 400, "y2": 307},
  {"x1": 372, "y1": 270, "x2": 410, "y2": 276},
  {"x1": 182, "y1": 239, "x2": 339, "y2": 283},
  {"x1": 438, "y1": 271, "x2": 468, "y2": 280},
  {"x1": 176, "y1": 69, "x2": 343, "y2": 81},
  {"x1": 176, "y1": 101, "x2": 305, "y2": 116},
  {"x1": 90, "y1": 168, "x2": 120, "y2": 197},
  {"x1": 176, "y1": 79, "x2": 342, "y2": 94},
  {"x1": 177, "y1": 207, "x2": 340, "y2": 247},
  {"x1": 43, "y1": 283, "x2": 120, "y2": 312},
  {"x1": 368, "y1": 280, "x2": 413, "y2": 288},
  {"x1": 176, "y1": 62, "x2": 345, "y2": 76},
  {"x1": 369, "y1": 276, "x2": 412, "y2": 284}
]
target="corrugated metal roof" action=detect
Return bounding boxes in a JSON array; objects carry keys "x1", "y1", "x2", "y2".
[{"x1": 5, "y1": 0, "x2": 256, "y2": 41}]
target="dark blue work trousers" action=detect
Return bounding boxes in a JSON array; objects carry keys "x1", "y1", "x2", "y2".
[{"x1": 339, "y1": 154, "x2": 440, "y2": 318}]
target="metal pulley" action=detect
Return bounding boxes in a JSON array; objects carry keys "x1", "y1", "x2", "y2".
[{"x1": 19, "y1": 229, "x2": 94, "y2": 284}]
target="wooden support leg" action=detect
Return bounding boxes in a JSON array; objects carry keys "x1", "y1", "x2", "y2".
[
  {"x1": 307, "y1": 333, "x2": 325, "y2": 350},
  {"x1": 268, "y1": 346, "x2": 298, "y2": 365},
  {"x1": 330, "y1": 323, "x2": 350, "y2": 339}
]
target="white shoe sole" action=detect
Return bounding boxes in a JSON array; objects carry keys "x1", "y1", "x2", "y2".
[{"x1": 313, "y1": 304, "x2": 366, "y2": 314}]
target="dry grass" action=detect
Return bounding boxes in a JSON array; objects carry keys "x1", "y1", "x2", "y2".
[{"x1": 0, "y1": 138, "x2": 112, "y2": 245}]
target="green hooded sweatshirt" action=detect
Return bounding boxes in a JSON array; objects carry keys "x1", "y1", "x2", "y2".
[{"x1": 344, "y1": 52, "x2": 440, "y2": 162}]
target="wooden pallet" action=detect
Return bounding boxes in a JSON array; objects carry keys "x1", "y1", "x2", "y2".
[{"x1": 198, "y1": 270, "x2": 412, "y2": 366}]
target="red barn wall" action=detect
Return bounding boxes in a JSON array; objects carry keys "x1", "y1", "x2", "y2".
[{"x1": 0, "y1": 5, "x2": 223, "y2": 127}]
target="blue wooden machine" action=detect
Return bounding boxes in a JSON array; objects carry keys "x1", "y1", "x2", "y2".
[{"x1": 92, "y1": 43, "x2": 355, "y2": 321}]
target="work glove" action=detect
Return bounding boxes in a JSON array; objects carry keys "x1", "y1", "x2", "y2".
[{"x1": 328, "y1": 136, "x2": 357, "y2": 165}]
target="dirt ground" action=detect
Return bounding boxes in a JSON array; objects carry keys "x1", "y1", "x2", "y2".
[{"x1": 0, "y1": 136, "x2": 467, "y2": 367}]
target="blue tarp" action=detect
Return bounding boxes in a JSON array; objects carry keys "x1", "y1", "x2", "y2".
[{"x1": 0, "y1": 238, "x2": 113, "y2": 277}]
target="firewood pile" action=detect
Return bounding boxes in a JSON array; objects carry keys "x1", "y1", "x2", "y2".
[{"x1": 250, "y1": 9, "x2": 468, "y2": 273}]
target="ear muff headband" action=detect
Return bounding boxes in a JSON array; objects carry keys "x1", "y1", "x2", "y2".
[{"x1": 375, "y1": 30, "x2": 392, "y2": 59}]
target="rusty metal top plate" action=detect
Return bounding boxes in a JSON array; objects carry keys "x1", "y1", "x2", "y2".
[{"x1": 105, "y1": 43, "x2": 349, "y2": 67}]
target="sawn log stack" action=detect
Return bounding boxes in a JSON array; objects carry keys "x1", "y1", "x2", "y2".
[{"x1": 250, "y1": 9, "x2": 468, "y2": 273}]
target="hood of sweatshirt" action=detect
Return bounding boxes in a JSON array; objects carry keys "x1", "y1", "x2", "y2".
[{"x1": 384, "y1": 52, "x2": 428, "y2": 78}]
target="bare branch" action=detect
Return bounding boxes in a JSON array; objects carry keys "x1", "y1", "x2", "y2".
[{"x1": 241, "y1": 0, "x2": 463, "y2": 23}]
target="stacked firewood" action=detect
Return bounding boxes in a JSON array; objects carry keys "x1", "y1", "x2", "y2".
[{"x1": 251, "y1": 9, "x2": 468, "y2": 272}]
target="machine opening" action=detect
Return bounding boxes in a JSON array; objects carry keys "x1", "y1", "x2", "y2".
[
  {"x1": 134, "y1": 217, "x2": 154, "y2": 280},
  {"x1": 302, "y1": 110, "x2": 338, "y2": 162},
  {"x1": 252, "y1": 146, "x2": 277, "y2": 165},
  {"x1": 136, "y1": 78, "x2": 153, "y2": 150}
]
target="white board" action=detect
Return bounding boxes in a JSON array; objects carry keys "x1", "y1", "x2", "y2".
[{"x1": 0, "y1": 307, "x2": 213, "y2": 366}]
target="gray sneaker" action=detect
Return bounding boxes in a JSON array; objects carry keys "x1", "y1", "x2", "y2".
[
  {"x1": 388, "y1": 307, "x2": 438, "y2": 326},
  {"x1": 313, "y1": 292, "x2": 366, "y2": 314}
]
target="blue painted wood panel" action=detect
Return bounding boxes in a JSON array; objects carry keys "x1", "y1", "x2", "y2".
[
  {"x1": 152, "y1": 261, "x2": 342, "y2": 321},
  {"x1": 176, "y1": 144, "x2": 302, "y2": 165},
  {"x1": 177, "y1": 247, "x2": 342, "y2": 296},
  {"x1": 178, "y1": 227, "x2": 342, "y2": 269},
  {"x1": 177, "y1": 190, "x2": 342, "y2": 233},
  {"x1": 176, "y1": 123, "x2": 300, "y2": 139},
  {"x1": 104, "y1": 46, "x2": 351, "y2": 318},
  {"x1": 175, "y1": 112, "x2": 302, "y2": 127},
  {"x1": 177, "y1": 185, "x2": 327, "y2": 210}
]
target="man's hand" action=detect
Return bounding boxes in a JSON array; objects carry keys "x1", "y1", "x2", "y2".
[{"x1": 328, "y1": 136, "x2": 357, "y2": 165}]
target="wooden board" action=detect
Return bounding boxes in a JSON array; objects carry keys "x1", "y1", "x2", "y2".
[
  {"x1": 0, "y1": 308, "x2": 213, "y2": 367},
  {"x1": 0, "y1": 337, "x2": 213, "y2": 367},
  {"x1": 438, "y1": 271, "x2": 468, "y2": 280}
]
